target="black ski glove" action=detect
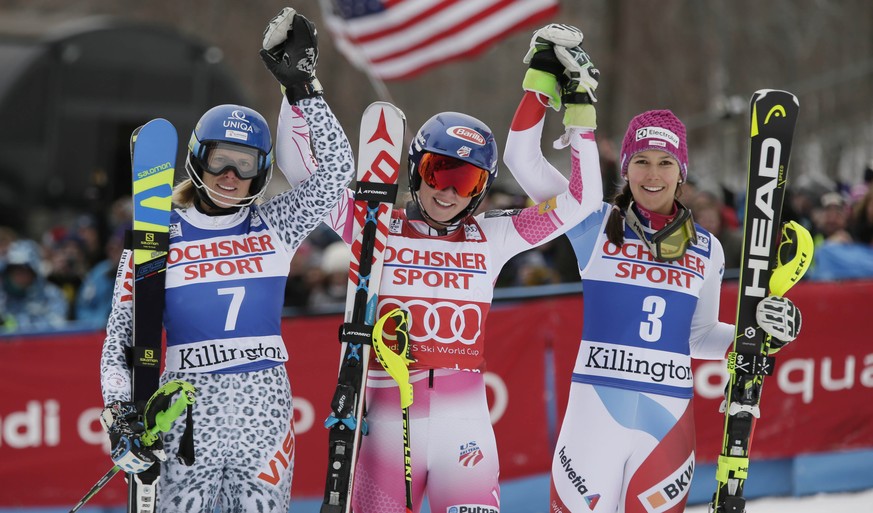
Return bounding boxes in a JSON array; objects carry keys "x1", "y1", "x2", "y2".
[{"x1": 259, "y1": 7, "x2": 323, "y2": 103}]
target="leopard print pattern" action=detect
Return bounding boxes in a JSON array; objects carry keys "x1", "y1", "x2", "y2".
[
  {"x1": 259, "y1": 96, "x2": 355, "y2": 254},
  {"x1": 158, "y1": 367, "x2": 295, "y2": 513}
]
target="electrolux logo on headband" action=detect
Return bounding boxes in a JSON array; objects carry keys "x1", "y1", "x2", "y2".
[{"x1": 635, "y1": 127, "x2": 680, "y2": 148}]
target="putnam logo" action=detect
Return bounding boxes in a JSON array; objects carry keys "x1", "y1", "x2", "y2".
[
  {"x1": 447, "y1": 126, "x2": 486, "y2": 146},
  {"x1": 447, "y1": 506, "x2": 498, "y2": 513}
]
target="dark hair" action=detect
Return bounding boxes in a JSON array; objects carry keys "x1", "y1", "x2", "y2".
[{"x1": 605, "y1": 183, "x2": 632, "y2": 247}]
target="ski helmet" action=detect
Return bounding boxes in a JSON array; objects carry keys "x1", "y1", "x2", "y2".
[
  {"x1": 185, "y1": 104, "x2": 274, "y2": 208},
  {"x1": 408, "y1": 112, "x2": 498, "y2": 225}
]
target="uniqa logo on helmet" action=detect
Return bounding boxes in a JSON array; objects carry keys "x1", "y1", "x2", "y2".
[
  {"x1": 223, "y1": 110, "x2": 256, "y2": 134},
  {"x1": 446, "y1": 126, "x2": 486, "y2": 146}
]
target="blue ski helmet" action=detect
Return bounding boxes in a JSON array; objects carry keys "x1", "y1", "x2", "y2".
[
  {"x1": 186, "y1": 104, "x2": 274, "y2": 207},
  {"x1": 408, "y1": 112, "x2": 498, "y2": 224}
]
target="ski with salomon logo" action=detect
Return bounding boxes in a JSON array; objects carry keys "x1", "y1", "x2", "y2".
[
  {"x1": 321, "y1": 102, "x2": 406, "y2": 513},
  {"x1": 711, "y1": 90, "x2": 812, "y2": 513},
  {"x1": 128, "y1": 118, "x2": 177, "y2": 513}
]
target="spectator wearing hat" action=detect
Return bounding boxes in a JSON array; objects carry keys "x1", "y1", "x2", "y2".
[
  {"x1": 813, "y1": 192, "x2": 854, "y2": 246},
  {"x1": 0, "y1": 239, "x2": 68, "y2": 332}
]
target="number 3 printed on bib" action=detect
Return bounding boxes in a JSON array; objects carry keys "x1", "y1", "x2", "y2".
[{"x1": 640, "y1": 295, "x2": 666, "y2": 342}]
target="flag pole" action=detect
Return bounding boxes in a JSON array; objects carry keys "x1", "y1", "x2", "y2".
[{"x1": 321, "y1": 0, "x2": 396, "y2": 103}]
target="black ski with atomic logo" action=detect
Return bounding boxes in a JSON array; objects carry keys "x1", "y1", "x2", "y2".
[{"x1": 321, "y1": 102, "x2": 406, "y2": 513}]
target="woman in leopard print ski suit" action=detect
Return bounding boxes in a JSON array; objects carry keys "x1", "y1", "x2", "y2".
[{"x1": 99, "y1": 98, "x2": 351, "y2": 513}]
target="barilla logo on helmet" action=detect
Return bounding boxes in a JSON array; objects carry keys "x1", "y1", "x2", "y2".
[
  {"x1": 446, "y1": 126, "x2": 486, "y2": 146},
  {"x1": 635, "y1": 127, "x2": 680, "y2": 149}
]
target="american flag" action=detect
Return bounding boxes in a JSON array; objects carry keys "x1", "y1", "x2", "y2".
[{"x1": 319, "y1": 0, "x2": 560, "y2": 81}]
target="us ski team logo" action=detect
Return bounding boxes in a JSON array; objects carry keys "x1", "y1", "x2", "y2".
[{"x1": 459, "y1": 441, "x2": 484, "y2": 467}]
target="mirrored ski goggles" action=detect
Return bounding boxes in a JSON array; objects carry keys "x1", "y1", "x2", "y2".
[
  {"x1": 418, "y1": 152, "x2": 489, "y2": 197},
  {"x1": 625, "y1": 201, "x2": 698, "y2": 262},
  {"x1": 201, "y1": 142, "x2": 266, "y2": 179}
]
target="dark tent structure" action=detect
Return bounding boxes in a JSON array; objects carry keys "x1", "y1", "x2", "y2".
[{"x1": 0, "y1": 16, "x2": 247, "y2": 237}]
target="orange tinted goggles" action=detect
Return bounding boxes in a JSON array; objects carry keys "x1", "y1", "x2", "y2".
[{"x1": 418, "y1": 152, "x2": 489, "y2": 197}]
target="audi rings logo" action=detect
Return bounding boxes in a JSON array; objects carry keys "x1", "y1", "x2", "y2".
[
  {"x1": 230, "y1": 109, "x2": 248, "y2": 121},
  {"x1": 381, "y1": 299, "x2": 483, "y2": 345}
]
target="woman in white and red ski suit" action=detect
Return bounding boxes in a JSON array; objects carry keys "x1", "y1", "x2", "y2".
[{"x1": 506, "y1": 24, "x2": 805, "y2": 513}]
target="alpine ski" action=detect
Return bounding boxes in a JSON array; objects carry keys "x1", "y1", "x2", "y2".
[
  {"x1": 128, "y1": 118, "x2": 177, "y2": 513},
  {"x1": 711, "y1": 90, "x2": 813, "y2": 513},
  {"x1": 321, "y1": 101, "x2": 406, "y2": 513}
]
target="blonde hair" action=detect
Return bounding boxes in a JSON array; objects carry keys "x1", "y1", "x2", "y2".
[{"x1": 172, "y1": 179, "x2": 197, "y2": 209}]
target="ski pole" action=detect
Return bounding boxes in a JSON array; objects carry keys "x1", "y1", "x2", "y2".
[
  {"x1": 69, "y1": 380, "x2": 196, "y2": 513},
  {"x1": 372, "y1": 308, "x2": 415, "y2": 512}
]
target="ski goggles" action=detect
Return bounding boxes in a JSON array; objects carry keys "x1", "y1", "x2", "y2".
[
  {"x1": 418, "y1": 152, "x2": 489, "y2": 197},
  {"x1": 625, "y1": 201, "x2": 698, "y2": 262},
  {"x1": 202, "y1": 142, "x2": 265, "y2": 179}
]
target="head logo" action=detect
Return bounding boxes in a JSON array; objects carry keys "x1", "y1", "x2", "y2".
[{"x1": 447, "y1": 126, "x2": 486, "y2": 146}]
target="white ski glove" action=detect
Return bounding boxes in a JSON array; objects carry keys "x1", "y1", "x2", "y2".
[
  {"x1": 522, "y1": 24, "x2": 584, "y2": 111},
  {"x1": 756, "y1": 295, "x2": 802, "y2": 352},
  {"x1": 259, "y1": 7, "x2": 323, "y2": 103}
]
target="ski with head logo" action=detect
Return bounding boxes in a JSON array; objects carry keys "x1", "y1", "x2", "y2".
[
  {"x1": 711, "y1": 91, "x2": 812, "y2": 513},
  {"x1": 321, "y1": 101, "x2": 406, "y2": 513},
  {"x1": 128, "y1": 118, "x2": 177, "y2": 513}
]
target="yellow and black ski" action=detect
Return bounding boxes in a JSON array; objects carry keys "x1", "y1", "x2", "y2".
[{"x1": 711, "y1": 90, "x2": 812, "y2": 513}]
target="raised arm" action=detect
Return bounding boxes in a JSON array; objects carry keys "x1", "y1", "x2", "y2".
[
  {"x1": 259, "y1": 7, "x2": 356, "y2": 245},
  {"x1": 505, "y1": 24, "x2": 600, "y2": 204}
]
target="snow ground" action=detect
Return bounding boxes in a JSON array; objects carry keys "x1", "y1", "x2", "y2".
[{"x1": 684, "y1": 487, "x2": 873, "y2": 513}]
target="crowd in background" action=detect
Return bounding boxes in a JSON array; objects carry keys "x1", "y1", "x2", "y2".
[{"x1": 2, "y1": 158, "x2": 873, "y2": 334}]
